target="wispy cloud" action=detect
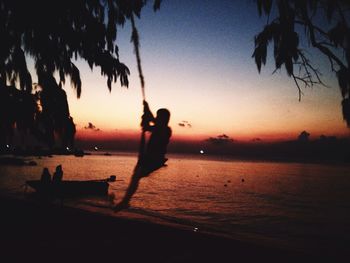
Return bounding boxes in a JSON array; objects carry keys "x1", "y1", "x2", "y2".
[
  {"x1": 206, "y1": 134, "x2": 234, "y2": 144},
  {"x1": 178, "y1": 120, "x2": 192, "y2": 128},
  {"x1": 84, "y1": 122, "x2": 101, "y2": 132}
]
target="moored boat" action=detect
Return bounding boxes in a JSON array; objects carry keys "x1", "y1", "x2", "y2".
[{"x1": 26, "y1": 177, "x2": 115, "y2": 196}]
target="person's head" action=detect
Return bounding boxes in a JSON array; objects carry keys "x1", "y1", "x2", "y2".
[
  {"x1": 56, "y1": 165, "x2": 62, "y2": 172},
  {"x1": 155, "y1": 108, "x2": 170, "y2": 126},
  {"x1": 43, "y1": 167, "x2": 49, "y2": 174}
]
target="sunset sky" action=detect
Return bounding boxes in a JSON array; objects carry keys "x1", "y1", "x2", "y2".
[{"x1": 55, "y1": 0, "x2": 349, "y2": 142}]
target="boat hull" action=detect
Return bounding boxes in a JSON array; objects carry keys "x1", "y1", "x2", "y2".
[{"x1": 26, "y1": 180, "x2": 109, "y2": 196}]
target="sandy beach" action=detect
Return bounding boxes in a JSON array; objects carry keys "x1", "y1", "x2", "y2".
[{"x1": 0, "y1": 194, "x2": 331, "y2": 263}]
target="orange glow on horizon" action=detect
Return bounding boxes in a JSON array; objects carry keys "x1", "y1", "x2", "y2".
[{"x1": 75, "y1": 126, "x2": 349, "y2": 144}]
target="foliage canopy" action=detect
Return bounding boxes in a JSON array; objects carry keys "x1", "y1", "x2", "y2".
[
  {"x1": 0, "y1": 0, "x2": 160, "y2": 97},
  {"x1": 253, "y1": 0, "x2": 350, "y2": 126},
  {"x1": 0, "y1": 0, "x2": 160, "y2": 149}
]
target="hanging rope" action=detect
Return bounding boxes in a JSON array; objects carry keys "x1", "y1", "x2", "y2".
[
  {"x1": 130, "y1": 14, "x2": 146, "y2": 101},
  {"x1": 113, "y1": 14, "x2": 162, "y2": 211},
  {"x1": 130, "y1": 13, "x2": 147, "y2": 161}
]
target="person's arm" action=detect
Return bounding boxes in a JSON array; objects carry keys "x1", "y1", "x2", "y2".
[
  {"x1": 143, "y1": 101, "x2": 154, "y2": 119},
  {"x1": 141, "y1": 100, "x2": 155, "y2": 131}
]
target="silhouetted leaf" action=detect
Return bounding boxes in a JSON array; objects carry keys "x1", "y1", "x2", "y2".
[
  {"x1": 262, "y1": 0, "x2": 272, "y2": 15},
  {"x1": 107, "y1": 78, "x2": 112, "y2": 91},
  {"x1": 252, "y1": 42, "x2": 267, "y2": 73},
  {"x1": 70, "y1": 63, "x2": 81, "y2": 98},
  {"x1": 285, "y1": 57, "x2": 293, "y2": 76},
  {"x1": 291, "y1": 31, "x2": 299, "y2": 59},
  {"x1": 59, "y1": 69, "x2": 65, "y2": 85},
  {"x1": 337, "y1": 68, "x2": 349, "y2": 98},
  {"x1": 252, "y1": 23, "x2": 278, "y2": 73},
  {"x1": 342, "y1": 98, "x2": 350, "y2": 127},
  {"x1": 329, "y1": 22, "x2": 346, "y2": 47},
  {"x1": 153, "y1": 0, "x2": 161, "y2": 11}
]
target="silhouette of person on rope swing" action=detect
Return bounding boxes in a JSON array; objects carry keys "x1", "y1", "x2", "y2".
[{"x1": 114, "y1": 100, "x2": 171, "y2": 211}]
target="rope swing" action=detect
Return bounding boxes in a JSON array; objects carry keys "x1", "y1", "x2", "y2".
[
  {"x1": 113, "y1": 15, "x2": 171, "y2": 211},
  {"x1": 130, "y1": 13, "x2": 147, "y2": 161}
]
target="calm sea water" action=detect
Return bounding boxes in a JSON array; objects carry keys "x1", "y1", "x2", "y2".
[{"x1": 1, "y1": 152, "x2": 350, "y2": 255}]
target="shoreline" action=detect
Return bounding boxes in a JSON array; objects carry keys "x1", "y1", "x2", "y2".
[
  {"x1": 0, "y1": 193, "x2": 338, "y2": 263},
  {"x1": 1, "y1": 151, "x2": 350, "y2": 167}
]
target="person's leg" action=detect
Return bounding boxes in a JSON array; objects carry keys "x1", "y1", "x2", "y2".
[{"x1": 114, "y1": 166, "x2": 142, "y2": 212}]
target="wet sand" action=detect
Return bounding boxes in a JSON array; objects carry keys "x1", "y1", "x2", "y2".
[{"x1": 0, "y1": 194, "x2": 337, "y2": 263}]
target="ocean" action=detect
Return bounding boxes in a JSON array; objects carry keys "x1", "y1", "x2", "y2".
[{"x1": 1, "y1": 152, "x2": 349, "y2": 255}]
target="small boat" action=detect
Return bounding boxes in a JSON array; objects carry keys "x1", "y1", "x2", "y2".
[
  {"x1": 26, "y1": 176, "x2": 116, "y2": 197},
  {"x1": 74, "y1": 149, "x2": 85, "y2": 157}
]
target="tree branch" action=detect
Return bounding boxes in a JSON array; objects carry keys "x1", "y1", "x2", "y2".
[
  {"x1": 292, "y1": 73, "x2": 304, "y2": 101},
  {"x1": 301, "y1": 11, "x2": 347, "y2": 70}
]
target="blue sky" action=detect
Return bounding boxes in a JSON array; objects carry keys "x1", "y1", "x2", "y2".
[{"x1": 60, "y1": 0, "x2": 349, "y2": 141}]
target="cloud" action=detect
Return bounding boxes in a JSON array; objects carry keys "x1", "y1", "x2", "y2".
[
  {"x1": 206, "y1": 134, "x2": 234, "y2": 144},
  {"x1": 252, "y1": 138, "x2": 262, "y2": 142},
  {"x1": 85, "y1": 122, "x2": 96, "y2": 129},
  {"x1": 178, "y1": 120, "x2": 192, "y2": 128},
  {"x1": 84, "y1": 122, "x2": 100, "y2": 132}
]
